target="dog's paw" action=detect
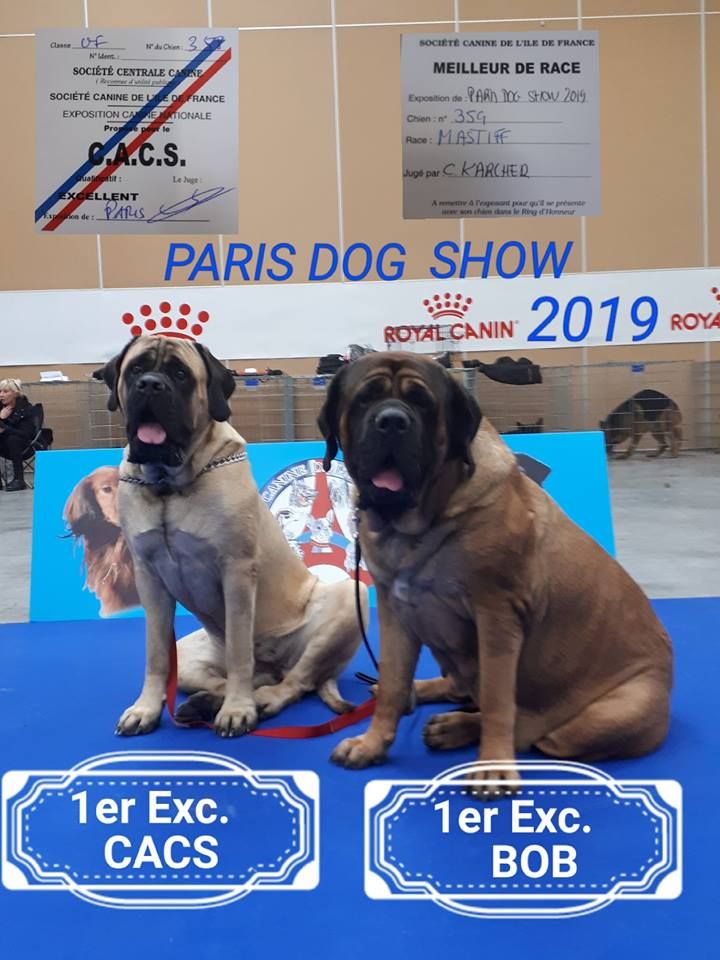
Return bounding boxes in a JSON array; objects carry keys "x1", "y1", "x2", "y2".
[
  {"x1": 466, "y1": 766, "x2": 521, "y2": 801},
  {"x1": 254, "y1": 684, "x2": 290, "y2": 720},
  {"x1": 115, "y1": 703, "x2": 162, "y2": 736},
  {"x1": 213, "y1": 699, "x2": 257, "y2": 738},
  {"x1": 317, "y1": 679, "x2": 355, "y2": 715},
  {"x1": 331, "y1": 735, "x2": 387, "y2": 769},
  {"x1": 331, "y1": 698, "x2": 356, "y2": 715},
  {"x1": 174, "y1": 691, "x2": 222, "y2": 725},
  {"x1": 423, "y1": 711, "x2": 481, "y2": 750}
]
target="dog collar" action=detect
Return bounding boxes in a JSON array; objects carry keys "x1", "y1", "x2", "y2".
[{"x1": 119, "y1": 451, "x2": 248, "y2": 487}]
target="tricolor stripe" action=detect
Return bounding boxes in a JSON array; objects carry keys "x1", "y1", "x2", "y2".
[{"x1": 37, "y1": 38, "x2": 231, "y2": 231}]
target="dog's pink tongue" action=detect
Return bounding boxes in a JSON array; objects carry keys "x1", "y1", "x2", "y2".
[
  {"x1": 137, "y1": 423, "x2": 167, "y2": 445},
  {"x1": 372, "y1": 468, "x2": 404, "y2": 492}
]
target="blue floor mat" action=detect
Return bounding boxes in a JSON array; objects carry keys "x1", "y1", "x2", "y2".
[{"x1": 0, "y1": 597, "x2": 718, "y2": 958}]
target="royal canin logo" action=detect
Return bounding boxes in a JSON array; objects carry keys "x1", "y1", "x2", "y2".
[
  {"x1": 424, "y1": 292, "x2": 473, "y2": 320},
  {"x1": 669, "y1": 287, "x2": 720, "y2": 332},
  {"x1": 121, "y1": 301, "x2": 210, "y2": 339},
  {"x1": 383, "y1": 293, "x2": 516, "y2": 345}
]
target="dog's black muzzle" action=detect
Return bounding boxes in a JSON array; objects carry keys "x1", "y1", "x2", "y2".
[
  {"x1": 352, "y1": 400, "x2": 427, "y2": 515},
  {"x1": 361, "y1": 401, "x2": 420, "y2": 468},
  {"x1": 126, "y1": 373, "x2": 191, "y2": 466},
  {"x1": 135, "y1": 372, "x2": 171, "y2": 398},
  {"x1": 373, "y1": 402, "x2": 411, "y2": 437}
]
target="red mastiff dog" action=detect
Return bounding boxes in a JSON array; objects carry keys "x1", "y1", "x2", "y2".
[{"x1": 319, "y1": 353, "x2": 672, "y2": 797}]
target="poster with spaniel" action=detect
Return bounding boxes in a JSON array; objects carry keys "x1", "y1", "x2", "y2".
[
  {"x1": 31, "y1": 437, "x2": 614, "y2": 622},
  {"x1": 63, "y1": 466, "x2": 140, "y2": 616}
]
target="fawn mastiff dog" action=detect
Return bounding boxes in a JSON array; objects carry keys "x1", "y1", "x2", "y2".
[
  {"x1": 97, "y1": 335, "x2": 365, "y2": 737},
  {"x1": 318, "y1": 353, "x2": 672, "y2": 797}
]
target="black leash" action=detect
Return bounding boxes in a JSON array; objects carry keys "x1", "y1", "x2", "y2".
[{"x1": 353, "y1": 512, "x2": 378, "y2": 684}]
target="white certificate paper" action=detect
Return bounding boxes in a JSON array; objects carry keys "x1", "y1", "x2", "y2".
[
  {"x1": 35, "y1": 28, "x2": 238, "y2": 234},
  {"x1": 402, "y1": 32, "x2": 600, "y2": 219}
]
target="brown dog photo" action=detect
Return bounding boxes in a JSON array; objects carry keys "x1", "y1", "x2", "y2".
[{"x1": 63, "y1": 465, "x2": 140, "y2": 616}]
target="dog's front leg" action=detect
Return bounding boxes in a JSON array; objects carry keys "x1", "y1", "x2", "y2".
[
  {"x1": 619, "y1": 430, "x2": 639, "y2": 459},
  {"x1": 467, "y1": 603, "x2": 523, "y2": 800},
  {"x1": 116, "y1": 562, "x2": 176, "y2": 735},
  {"x1": 332, "y1": 586, "x2": 419, "y2": 769},
  {"x1": 214, "y1": 565, "x2": 258, "y2": 737}
]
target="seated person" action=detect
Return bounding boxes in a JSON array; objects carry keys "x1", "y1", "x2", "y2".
[{"x1": 0, "y1": 378, "x2": 36, "y2": 491}]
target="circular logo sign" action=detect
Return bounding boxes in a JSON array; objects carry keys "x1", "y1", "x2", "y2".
[{"x1": 260, "y1": 458, "x2": 372, "y2": 586}]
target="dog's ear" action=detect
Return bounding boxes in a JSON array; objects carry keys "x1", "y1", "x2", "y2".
[
  {"x1": 446, "y1": 373, "x2": 482, "y2": 474},
  {"x1": 194, "y1": 343, "x2": 236, "y2": 421},
  {"x1": 63, "y1": 476, "x2": 98, "y2": 534},
  {"x1": 317, "y1": 366, "x2": 349, "y2": 471},
  {"x1": 95, "y1": 339, "x2": 137, "y2": 412}
]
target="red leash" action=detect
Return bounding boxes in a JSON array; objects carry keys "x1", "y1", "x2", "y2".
[{"x1": 166, "y1": 633, "x2": 375, "y2": 739}]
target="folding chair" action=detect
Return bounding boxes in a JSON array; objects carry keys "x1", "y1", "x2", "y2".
[{"x1": 1, "y1": 403, "x2": 54, "y2": 490}]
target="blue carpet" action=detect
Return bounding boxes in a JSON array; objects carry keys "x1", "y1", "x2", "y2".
[{"x1": 0, "y1": 597, "x2": 718, "y2": 957}]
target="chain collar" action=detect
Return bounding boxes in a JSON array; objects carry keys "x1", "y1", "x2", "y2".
[{"x1": 119, "y1": 451, "x2": 248, "y2": 488}]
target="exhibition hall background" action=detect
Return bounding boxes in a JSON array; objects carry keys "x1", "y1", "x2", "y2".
[{"x1": 1, "y1": 1, "x2": 719, "y2": 446}]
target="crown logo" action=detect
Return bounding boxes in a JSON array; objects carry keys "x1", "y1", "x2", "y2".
[
  {"x1": 712, "y1": 286, "x2": 720, "y2": 303},
  {"x1": 422, "y1": 293, "x2": 473, "y2": 320},
  {"x1": 121, "y1": 301, "x2": 210, "y2": 340}
]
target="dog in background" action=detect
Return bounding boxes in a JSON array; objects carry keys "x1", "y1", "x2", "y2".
[
  {"x1": 502, "y1": 417, "x2": 544, "y2": 435},
  {"x1": 64, "y1": 466, "x2": 140, "y2": 616},
  {"x1": 600, "y1": 389, "x2": 682, "y2": 459}
]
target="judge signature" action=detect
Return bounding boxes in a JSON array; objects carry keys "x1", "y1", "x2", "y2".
[{"x1": 147, "y1": 186, "x2": 234, "y2": 223}]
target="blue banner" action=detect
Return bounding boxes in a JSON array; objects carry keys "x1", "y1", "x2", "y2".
[{"x1": 30, "y1": 433, "x2": 614, "y2": 622}]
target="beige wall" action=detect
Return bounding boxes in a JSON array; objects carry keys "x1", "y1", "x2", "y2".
[{"x1": 0, "y1": 2, "x2": 717, "y2": 373}]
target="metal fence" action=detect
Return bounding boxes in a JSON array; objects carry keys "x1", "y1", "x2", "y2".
[
  {"x1": 463, "y1": 360, "x2": 720, "y2": 451},
  {"x1": 15, "y1": 360, "x2": 720, "y2": 453}
]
